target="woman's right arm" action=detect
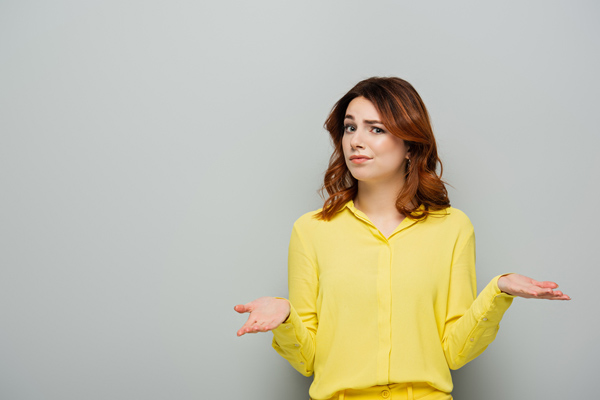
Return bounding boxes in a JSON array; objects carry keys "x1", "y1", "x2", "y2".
[
  {"x1": 270, "y1": 222, "x2": 319, "y2": 376},
  {"x1": 233, "y1": 220, "x2": 319, "y2": 376}
]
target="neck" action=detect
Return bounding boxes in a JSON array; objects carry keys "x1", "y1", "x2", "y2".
[{"x1": 354, "y1": 178, "x2": 406, "y2": 218}]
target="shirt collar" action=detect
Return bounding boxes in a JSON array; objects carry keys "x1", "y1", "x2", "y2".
[
  {"x1": 343, "y1": 199, "x2": 423, "y2": 238},
  {"x1": 343, "y1": 199, "x2": 426, "y2": 218}
]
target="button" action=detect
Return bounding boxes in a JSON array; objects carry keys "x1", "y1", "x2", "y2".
[
  {"x1": 300, "y1": 362, "x2": 304, "y2": 365},
  {"x1": 294, "y1": 344, "x2": 300, "y2": 347},
  {"x1": 285, "y1": 325, "x2": 291, "y2": 329},
  {"x1": 381, "y1": 390, "x2": 390, "y2": 398},
  {"x1": 469, "y1": 338, "x2": 474, "y2": 342},
  {"x1": 482, "y1": 318, "x2": 488, "y2": 321}
]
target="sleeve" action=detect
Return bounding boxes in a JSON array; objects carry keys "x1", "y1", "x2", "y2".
[
  {"x1": 271, "y1": 222, "x2": 318, "y2": 377},
  {"x1": 441, "y1": 227, "x2": 515, "y2": 370}
]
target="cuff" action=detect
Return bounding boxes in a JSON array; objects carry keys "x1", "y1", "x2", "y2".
[
  {"x1": 271, "y1": 299, "x2": 313, "y2": 376},
  {"x1": 474, "y1": 275, "x2": 516, "y2": 322},
  {"x1": 272, "y1": 298, "x2": 304, "y2": 344}
]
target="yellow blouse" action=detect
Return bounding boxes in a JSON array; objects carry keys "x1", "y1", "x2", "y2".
[{"x1": 272, "y1": 200, "x2": 515, "y2": 400}]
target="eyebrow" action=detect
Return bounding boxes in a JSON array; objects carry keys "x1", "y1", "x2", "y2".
[{"x1": 344, "y1": 115, "x2": 384, "y2": 125}]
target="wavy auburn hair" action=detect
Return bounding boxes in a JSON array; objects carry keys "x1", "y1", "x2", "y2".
[{"x1": 315, "y1": 77, "x2": 450, "y2": 221}]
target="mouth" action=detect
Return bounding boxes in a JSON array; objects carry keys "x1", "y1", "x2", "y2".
[{"x1": 349, "y1": 155, "x2": 372, "y2": 164}]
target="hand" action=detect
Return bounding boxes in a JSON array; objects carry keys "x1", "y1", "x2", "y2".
[
  {"x1": 234, "y1": 297, "x2": 291, "y2": 337},
  {"x1": 497, "y1": 274, "x2": 571, "y2": 300}
]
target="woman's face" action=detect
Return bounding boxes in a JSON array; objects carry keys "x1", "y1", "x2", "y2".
[{"x1": 342, "y1": 96, "x2": 410, "y2": 185}]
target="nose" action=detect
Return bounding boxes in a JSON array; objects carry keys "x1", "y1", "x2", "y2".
[{"x1": 350, "y1": 128, "x2": 365, "y2": 149}]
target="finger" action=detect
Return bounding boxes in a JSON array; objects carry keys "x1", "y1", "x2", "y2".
[
  {"x1": 245, "y1": 324, "x2": 262, "y2": 334},
  {"x1": 237, "y1": 319, "x2": 258, "y2": 336},
  {"x1": 234, "y1": 304, "x2": 248, "y2": 313},
  {"x1": 256, "y1": 323, "x2": 273, "y2": 332},
  {"x1": 547, "y1": 290, "x2": 570, "y2": 300},
  {"x1": 250, "y1": 318, "x2": 276, "y2": 333},
  {"x1": 545, "y1": 293, "x2": 571, "y2": 300},
  {"x1": 526, "y1": 288, "x2": 571, "y2": 300},
  {"x1": 237, "y1": 314, "x2": 266, "y2": 336},
  {"x1": 238, "y1": 316, "x2": 260, "y2": 334},
  {"x1": 547, "y1": 290, "x2": 566, "y2": 298},
  {"x1": 236, "y1": 323, "x2": 248, "y2": 336},
  {"x1": 234, "y1": 302, "x2": 256, "y2": 314},
  {"x1": 524, "y1": 287, "x2": 547, "y2": 297},
  {"x1": 533, "y1": 280, "x2": 559, "y2": 289},
  {"x1": 264, "y1": 321, "x2": 282, "y2": 332},
  {"x1": 539, "y1": 288, "x2": 567, "y2": 297},
  {"x1": 240, "y1": 326, "x2": 254, "y2": 335}
]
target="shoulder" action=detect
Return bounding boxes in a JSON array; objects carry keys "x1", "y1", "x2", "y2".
[
  {"x1": 291, "y1": 206, "x2": 353, "y2": 239},
  {"x1": 292, "y1": 208, "x2": 324, "y2": 231},
  {"x1": 423, "y1": 206, "x2": 474, "y2": 233},
  {"x1": 441, "y1": 207, "x2": 472, "y2": 226}
]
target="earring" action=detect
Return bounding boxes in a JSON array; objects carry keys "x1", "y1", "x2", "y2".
[{"x1": 407, "y1": 158, "x2": 411, "y2": 169}]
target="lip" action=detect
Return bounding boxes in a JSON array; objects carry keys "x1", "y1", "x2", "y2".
[{"x1": 349, "y1": 155, "x2": 372, "y2": 164}]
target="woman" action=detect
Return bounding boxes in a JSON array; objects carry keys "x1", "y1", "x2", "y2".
[{"x1": 234, "y1": 77, "x2": 569, "y2": 400}]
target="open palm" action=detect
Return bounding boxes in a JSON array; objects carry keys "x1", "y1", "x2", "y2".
[
  {"x1": 497, "y1": 274, "x2": 570, "y2": 300},
  {"x1": 234, "y1": 297, "x2": 291, "y2": 337}
]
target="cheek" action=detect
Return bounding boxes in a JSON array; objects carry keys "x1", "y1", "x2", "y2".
[
  {"x1": 373, "y1": 139, "x2": 407, "y2": 165},
  {"x1": 341, "y1": 136, "x2": 351, "y2": 155},
  {"x1": 372, "y1": 137, "x2": 398, "y2": 155}
]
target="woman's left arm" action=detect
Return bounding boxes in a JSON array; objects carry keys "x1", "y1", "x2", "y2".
[
  {"x1": 441, "y1": 226, "x2": 570, "y2": 370},
  {"x1": 497, "y1": 274, "x2": 571, "y2": 300}
]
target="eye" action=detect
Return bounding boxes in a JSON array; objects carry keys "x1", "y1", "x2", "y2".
[
  {"x1": 372, "y1": 127, "x2": 386, "y2": 134},
  {"x1": 343, "y1": 124, "x2": 356, "y2": 133}
]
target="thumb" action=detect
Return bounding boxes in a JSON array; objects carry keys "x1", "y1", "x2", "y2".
[
  {"x1": 233, "y1": 304, "x2": 249, "y2": 313},
  {"x1": 234, "y1": 302, "x2": 255, "y2": 314}
]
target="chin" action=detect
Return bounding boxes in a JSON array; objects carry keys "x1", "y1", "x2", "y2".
[{"x1": 350, "y1": 174, "x2": 374, "y2": 182}]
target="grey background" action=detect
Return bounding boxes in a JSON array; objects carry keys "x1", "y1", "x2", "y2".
[{"x1": 1, "y1": 1, "x2": 598, "y2": 399}]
